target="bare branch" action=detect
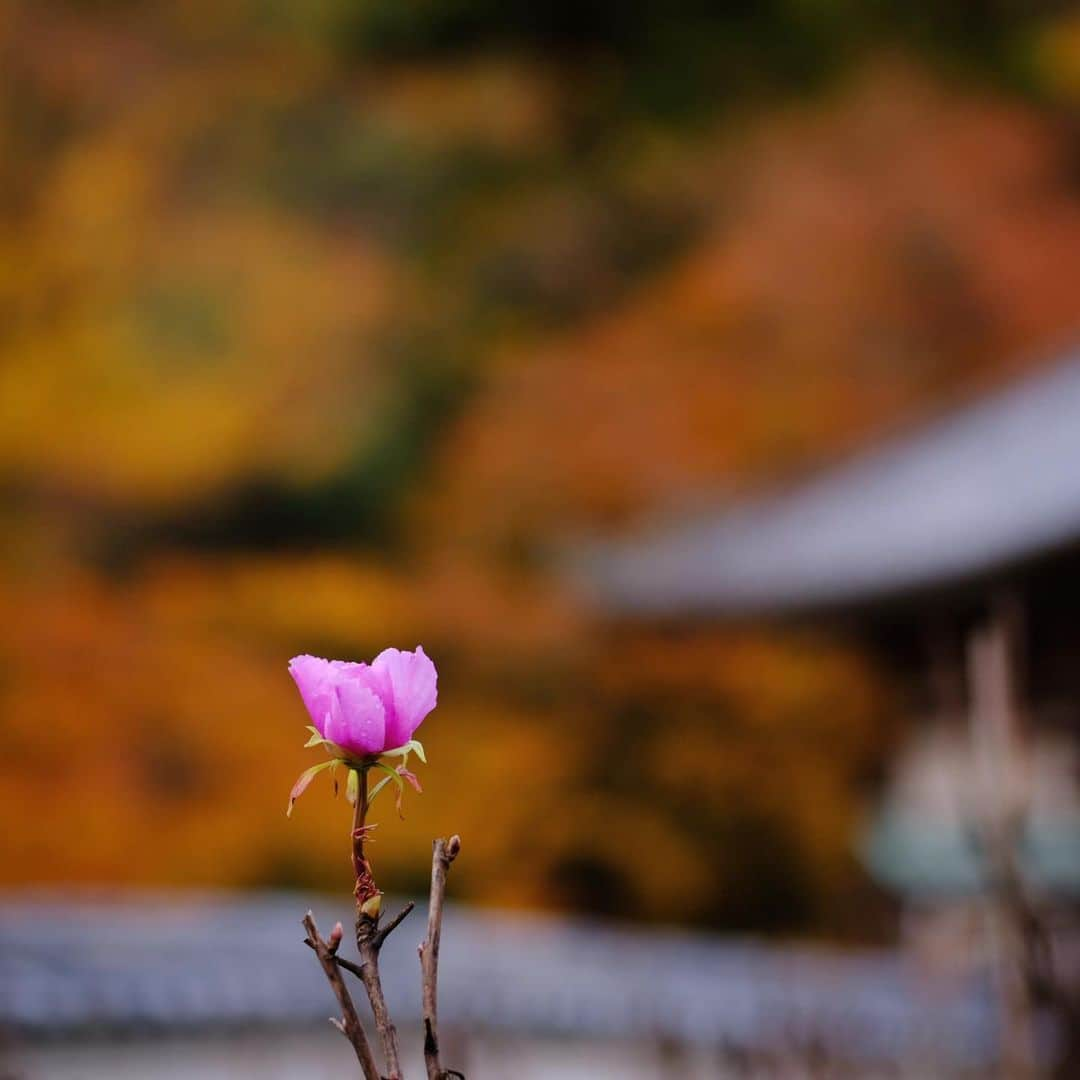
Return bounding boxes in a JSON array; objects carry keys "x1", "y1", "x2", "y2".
[
  {"x1": 304, "y1": 936, "x2": 366, "y2": 982},
  {"x1": 419, "y1": 834, "x2": 461, "y2": 1080},
  {"x1": 304, "y1": 899, "x2": 413, "y2": 1079},
  {"x1": 300, "y1": 752, "x2": 463, "y2": 1079},
  {"x1": 356, "y1": 910, "x2": 404, "y2": 1079},
  {"x1": 376, "y1": 900, "x2": 416, "y2": 947},
  {"x1": 302, "y1": 912, "x2": 381, "y2": 1080}
]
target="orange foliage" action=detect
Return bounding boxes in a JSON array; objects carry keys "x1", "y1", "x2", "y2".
[
  {"x1": 424, "y1": 64, "x2": 1080, "y2": 545},
  {"x1": 3, "y1": 0, "x2": 1080, "y2": 939}
]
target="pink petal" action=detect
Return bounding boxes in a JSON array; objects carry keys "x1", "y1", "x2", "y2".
[
  {"x1": 349, "y1": 662, "x2": 396, "y2": 727},
  {"x1": 325, "y1": 679, "x2": 386, "y2": 757},
  {"x1": 371, "y1": 646, "x2": 437, "y2": 750},
  {"x1": 288, "y1": 655, "x2": 336, "y2": 736}
]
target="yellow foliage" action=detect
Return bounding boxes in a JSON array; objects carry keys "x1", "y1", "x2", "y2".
[{"x1": 3, "y1": 8, "x2": 1079, "y2": 938}]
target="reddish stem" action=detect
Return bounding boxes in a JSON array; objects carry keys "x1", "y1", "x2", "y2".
[{"x1": 351, "y1": 767, "x2": 368, "y2": 881}]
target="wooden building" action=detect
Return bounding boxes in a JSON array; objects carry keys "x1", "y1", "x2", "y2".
[{"x1": 580, "y1": 347, "x2": 1080, "y2": 1075}]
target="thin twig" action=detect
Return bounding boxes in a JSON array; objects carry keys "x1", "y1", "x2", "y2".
[
  {"x1": 303, "y1": 937, "x2": 366, "y2": 982},
  {"x1": 302, "y1": 912, "x2": 380, "y2": 1080},
  {"x1": 376, "y1": 900, "x2": 416, "y2": 946},
  {"x1": 419, "y1": 834, "x2": 461, "y2": 1080}
]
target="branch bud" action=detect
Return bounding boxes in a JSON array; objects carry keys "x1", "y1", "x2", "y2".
[{"x1": 328, "y1": 921, "x2": 344, "y2": 952}]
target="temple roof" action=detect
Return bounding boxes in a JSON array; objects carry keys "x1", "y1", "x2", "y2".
[{"x1": 579, "y1": 347, "x2": 1080, "y2": 619}]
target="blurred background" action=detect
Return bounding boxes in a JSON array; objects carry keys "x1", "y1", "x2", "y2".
[{"x1": 3, "y1": 1, "x2": 1080, "y2": 1076}]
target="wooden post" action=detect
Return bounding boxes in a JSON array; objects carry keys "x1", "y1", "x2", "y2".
[{"x1": 967, "y1": 598, "x2": 1035, "y2": 1078}]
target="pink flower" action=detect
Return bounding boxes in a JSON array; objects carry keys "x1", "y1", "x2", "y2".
[{"x1": 288, "y1": 647, "x2": 437, "y2": 758}]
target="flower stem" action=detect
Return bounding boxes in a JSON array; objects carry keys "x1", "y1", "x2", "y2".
[{"x1": 351, "y1": 766, "x2": 369, "y2": 884}]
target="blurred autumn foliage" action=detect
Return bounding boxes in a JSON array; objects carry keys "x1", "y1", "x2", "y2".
[{"x1": 2, "y1": 1, "x2": 1080, "y2": 937}]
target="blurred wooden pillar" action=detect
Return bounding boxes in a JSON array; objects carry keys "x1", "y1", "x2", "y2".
[{"x1": 967, "y1": 594, "x2": 1036, "y2": 1078}]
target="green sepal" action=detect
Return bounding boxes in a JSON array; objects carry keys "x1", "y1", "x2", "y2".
[
  {"x1": 346, "y1": 767, "x2": 360, "y2": 806},
  {"x1": 368, "y1": 772, "x2": 393, "y2": 804},
  {"x1": 286, "y1": 759, "x2": 336, "y2": 817},
  {"x1": 380, "y1": 739, "x2": 426, "y2": 765},
  {"x1": 367, "y1": 760, "x2": 405, "y2": 812},
  {"x1": 301, "y1": 729, "x2": 363, "y2": 765},
  {"x1": 370, "y1": 760, "x2": 403, "y2": 794}
]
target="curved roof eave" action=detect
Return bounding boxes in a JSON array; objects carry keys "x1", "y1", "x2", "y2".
[{"x1": 579, "y1": 346, "x2": 1080, "y2": 620}]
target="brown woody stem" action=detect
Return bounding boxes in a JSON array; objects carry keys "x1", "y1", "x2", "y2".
[
  {"x1": 419, "y1": 835, "x2": 461, "y2": 1080},
  {"x1": 350, "y1": 765, "x2": 411, "y2": 1079},
  {"x1": 303, "y1": 912, "x2": 380, "y2": 1080},
  {"x1": 356, "y1": 907, "x2": 406, "y2": 1079},
  {"x1": 302, "y1": 760, "x2": 462, "y2": 1078}
]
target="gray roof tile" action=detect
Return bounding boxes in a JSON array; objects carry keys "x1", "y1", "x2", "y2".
[{"x1": 579, "y1": 347, "x2": 1080, "y2": 617}]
